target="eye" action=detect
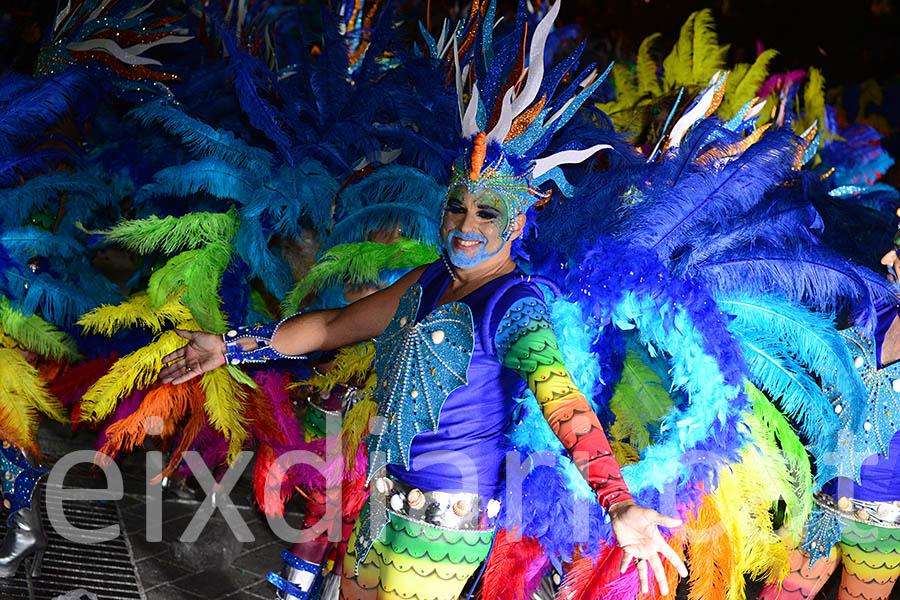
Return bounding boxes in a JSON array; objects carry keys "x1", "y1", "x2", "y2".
[
  {"x1": 445, "y1": 199, "x2": 465, "y2": 214},
  {"x1": 477, "y1": 209, "x2": 499, "y2": 220}
]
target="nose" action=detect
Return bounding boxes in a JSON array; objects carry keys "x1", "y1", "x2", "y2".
[
  {"x1": 459, "y1": 209, "x2": 480, "y2": 233},
  {"x1": 882, "y1": 250, "x2": 897, "y2": 267}
]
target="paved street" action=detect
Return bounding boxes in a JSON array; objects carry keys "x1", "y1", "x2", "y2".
[{"x1": 0, "y1": 422, "x2": 300, "y2": 600}]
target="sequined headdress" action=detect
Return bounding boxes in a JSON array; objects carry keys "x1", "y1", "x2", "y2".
[{"x1": 444, "y1": 0, "x2": 612, "y2": 239}]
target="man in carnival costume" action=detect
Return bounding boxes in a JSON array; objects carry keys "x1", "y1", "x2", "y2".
[
  {"x1": 157, "y1": 2, "x2": 687, "y2": 598},
  {"x1": 759, "y1": 238, "x2": 900, "y2": 600}
]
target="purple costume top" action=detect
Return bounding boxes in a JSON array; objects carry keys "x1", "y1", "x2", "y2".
[
  {"x1": 386, "y1": 260, "x2": 542, "y2": 499},
  {"x1": 825, "y1": 302, "x2": 900, "y2": 502}
]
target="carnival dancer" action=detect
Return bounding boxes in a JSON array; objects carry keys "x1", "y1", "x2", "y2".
[
  {"x1": 155, "y1": 4, "x2": 687, "y2": 599},
  {"x1": 758, "y1": 242, "x2": 900, "y2": 600},
  {"x1": 158, "y1": 175, "x2": 687, "y2": 600}
]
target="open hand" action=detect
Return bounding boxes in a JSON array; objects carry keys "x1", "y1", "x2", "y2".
[
  {"x1": 609, "y1": 500, "x2": 688, "y2": 596},
  {"x1": 158, "y1": 329, "x2": 226, "y2": 384}
]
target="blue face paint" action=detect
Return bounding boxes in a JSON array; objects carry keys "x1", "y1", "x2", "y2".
[{"x1": 444, "y1": 230, "x2": 505, "y2": 268}]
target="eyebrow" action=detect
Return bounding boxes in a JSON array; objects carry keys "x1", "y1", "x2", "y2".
[{"x1": 475, "y1": 203, "x2": 501, "y2": 212}]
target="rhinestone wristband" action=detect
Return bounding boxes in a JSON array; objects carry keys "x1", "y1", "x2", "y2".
[{"x1": 222, "y1": 314, "x2": 306, "y2": 365}]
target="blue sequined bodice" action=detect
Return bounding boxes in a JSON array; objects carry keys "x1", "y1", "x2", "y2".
[
  {"x1": 364, "y1": 284, "x2": 475, "y2": 481},
  {"x1": 817, "y1": 325, "x2": 900, "y2": 485}
]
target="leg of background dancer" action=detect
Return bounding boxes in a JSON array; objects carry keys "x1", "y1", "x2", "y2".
[
  {"x1": 0, "y1": 444, "x2": 48, "y2": 579},
  {"x1": 838, "y1": 525, "x2": 900, "y2": 600},
  {"x1": 758, "y1": 547, "x2": 841, "y2": 600},
  {"x1": 269, "y1": 487, "x2": 338, "y2": 599}
]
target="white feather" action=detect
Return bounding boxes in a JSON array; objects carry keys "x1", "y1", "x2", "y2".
[
  {"x1": 531, "y1": 144, "x2": 611, "y2": 179},
  {"x1": 667, "y1": 71, "x2": 724, "y2": 149},
  {"x1": 461, "y1": 85, "x2": 482, "y2": 138}
]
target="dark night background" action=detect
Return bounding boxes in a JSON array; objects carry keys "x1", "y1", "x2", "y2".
[{"x1": 2, "y1": 0, "x2": 898, "y2": 87}]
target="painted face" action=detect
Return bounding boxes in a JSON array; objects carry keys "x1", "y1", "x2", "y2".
[{"x1": 440, "y1": 184, "x2": 512, "y2": 269}]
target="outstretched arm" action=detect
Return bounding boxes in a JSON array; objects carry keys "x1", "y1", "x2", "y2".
[
  {"x1": 497, "y1": 297, "x2": 687, "y2": 594},
  {"x1": 159, "y1": 265, "x2": 427, "y2": 384}
]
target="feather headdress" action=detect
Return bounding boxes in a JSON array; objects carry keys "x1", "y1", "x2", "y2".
[{"x1": 445, "y1": 1, "x2": 613, "y2": 237}]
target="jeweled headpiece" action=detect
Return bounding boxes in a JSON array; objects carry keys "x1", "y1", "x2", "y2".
[{"x1": 442, "y1": 1, "x2": 612, "y2": 239}]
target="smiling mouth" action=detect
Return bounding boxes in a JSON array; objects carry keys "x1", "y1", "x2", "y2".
[{"x1": 453, "y1": 238, "x2": 483, "y2": 251}]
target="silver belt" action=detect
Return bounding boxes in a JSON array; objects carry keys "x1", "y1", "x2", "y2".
[
  {"x1": 814, "y1": 490, "x2": 900, "y2": 529},
  {"x1": 309, "y1": 385, "x2": 363, "y2": 417},
  {"x1": 371, "y1": 474, "x2": 500, "y2": 531}
]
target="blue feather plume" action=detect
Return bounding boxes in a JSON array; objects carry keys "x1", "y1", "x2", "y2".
[
  {"x1": 128, "y1": 102, "x2": 275, "y2": 174},
  {"x1": 233, "y1": 217, "x2": 293, "y2": 299}
]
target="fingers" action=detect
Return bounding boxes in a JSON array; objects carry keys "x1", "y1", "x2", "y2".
[
  {"x1": 653, "y1": 514, "x2": 683, "y2": 529},
  {"x1": 637, "y1": 557, "x2": 649, "y2": 595},
  {"x1": 169, "y1": 368, "x2": 202, "y2": 385},
  {"x1": 620, "y1": 550, "x2": 633, "y2": 574},
  {"x1": 648, "y1": 553, "x2": 669, "y2": 596},
  {"x1": 166, "y1": 361, "x2": 203, "y2": 385},
  {"x1": 161, "y1": 347, "x2": 186, "y2": 365},
  {"x1": 658, "y1": 539, "x2": 688, "y2": 578},
  {"x1": 159, "y1": 355, "x2": 202, "y2": 385},
  {"x1": 173, "y1": 328, "x2": 195, "y2": 339}
]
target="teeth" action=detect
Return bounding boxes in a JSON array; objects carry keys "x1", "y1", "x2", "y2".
[{"x1": 457, "y1": 240, "x2": 481, "y2": 247}]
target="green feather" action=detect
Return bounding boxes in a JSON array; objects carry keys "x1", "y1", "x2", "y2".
[
  {"x1": 250, "y1": 289, "x2": 275, "y2": 321},
  {"x1": 147, "y1": 241, "x2": 232, "y2": 332},
  {"x1": 609, "y1": 350, "x2": 674, "y2": 450},
  {"x1": 282, "y1": 238, "x2": 437, "y2": 314},
  {"x1": 745, "y1": 381, "x2": 812, "y2": 541},
  {"x1": 102, "y1": 209, "x2": 239, "y2": 255},
  {"x1": 0, "y1": 297, "x2": 80, "y2": 362},
  {"x1": 225, "y1": 364, "x2": 259, "y2": 389}
]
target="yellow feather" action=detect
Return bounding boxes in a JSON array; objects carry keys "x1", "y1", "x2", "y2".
[
  {"x1": 663, "y1": 9, "x2": 728, "y2": 90},
  {"x1": 636, "y1": 33, "x2": 663, "y2": 97},
  {"x1": 295, "y1": 342, "x2": 376, "y2": 395},
  {"x1": 695, "y1": 410, "x2": 795, "y2": 599},
  {"x1": 342, "y1": 396, "x2": 377, "y2": 468},
  {"x1": 856, "y1": 80, "x2": 884, "y2": 122},
  {"x1": 689, "y1": 9, "x2": 728, "y2": 85},
  {"x1": 0, "y1": 348, "x2": 68, "y2": 451},
  {"x1": 720, "y1": 50, "x2": 778, "y2": 119},
  {"x1": 596, "y1": 64, "x2": 646, "y2": 133},
  {"x1": 80, "y1": 325, "x2": 195, "y2": 422},
  {"x1": 610, "y1": 440, "x2": 640, "y2": 465},
  {"x1": 79, "y1": 291, "x2": 193, "y2": 336},
  {"x1": 796, "y1": 67, "x2": 826, "y2": 138},
  {"x1": 0, "y1": 350, "x2": 38, "y2": 438},
  {"x1": 200, "y1": 367, "x2": 249, "y2": 464}
]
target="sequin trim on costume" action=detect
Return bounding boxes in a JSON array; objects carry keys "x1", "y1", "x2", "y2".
[
  {"x1": 0, "y1": 442, "x2": 48, "y2": 517},
  {"x1": 222, "y1": 314, "x2": 307, "y2": 364}
]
